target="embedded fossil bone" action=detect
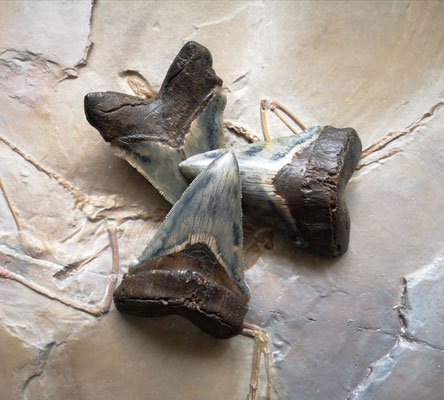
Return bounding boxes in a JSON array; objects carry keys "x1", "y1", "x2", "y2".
[
  {"x1": 260, "y1": 98, "x2": 307, "y2": 140},
  {"x1": 84, "y1": 41, "x2": 226, "y2": 203},
  {"x1": 0, "y1": 225, "x2": 120, "y2": 316},
  {"x1": 242, "y1": 322, "x2": 272, "y2": 400},
  {"x1": 180, "y1": 126, "x2": 362, "y2": 256},
  {"x1": 114, "y1": 152, "x2": 249, "y2": 339}
]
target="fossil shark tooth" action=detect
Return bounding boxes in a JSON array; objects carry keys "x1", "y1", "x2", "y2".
[
  {"x1": 84, "y1": 41, "x2": 226, "y2": 203},
  {"x1": 114, "y1": 151, "x2": 250, "y2": 339},
  {"x1": 180, "y1": 126, "x2": 362, "y2": 257}
]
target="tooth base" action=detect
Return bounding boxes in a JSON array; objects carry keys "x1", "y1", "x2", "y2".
[
  {"x1": 110, "y1": 87, "x2": 227, "y2": 204},
  {"x1": 274, "y1": 126, "x2": 362, "y2": 256},
  {"x1": 114, "y1": 269, "x2": 248, "y2": 339}
]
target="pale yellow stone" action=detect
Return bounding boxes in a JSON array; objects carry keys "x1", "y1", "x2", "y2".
[
  {"x1": 67, "y1": 311, "x2": 268, "y2": 400},
  {"x1": 0, "y1": 327, "x2": 33, "y2": 400}
]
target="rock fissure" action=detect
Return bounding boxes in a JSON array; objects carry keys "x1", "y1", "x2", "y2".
[{"x1": 347, "y1": 261, "x2": 444, "y2": 399}]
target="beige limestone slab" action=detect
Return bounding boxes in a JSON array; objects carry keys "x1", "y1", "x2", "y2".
[
  {"x1": 66, "y1": 311, "x2": 277, "y2": 400},
  {"x1": 0, "y1": 327, "x2": 33, "y2": 400},
  {"x1": 0, "y1": 1, "x2": 443, "y2": 399}
]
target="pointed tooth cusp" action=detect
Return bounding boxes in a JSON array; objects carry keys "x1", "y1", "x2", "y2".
[
  {"x1": 180, "y1": 125, "x2": 362, "y2": 256},
  {"x1": 114, "y1": 151, "x2": 249, "y2": 338}
]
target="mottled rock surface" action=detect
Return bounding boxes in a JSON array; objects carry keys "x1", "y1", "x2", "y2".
[{"x1": 0, "y1": 1, "x2": 443, "y2": 399}]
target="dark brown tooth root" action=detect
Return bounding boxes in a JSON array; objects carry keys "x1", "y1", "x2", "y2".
[
  {"x1": 84, "y1": 41, "x2": 223, "y2": 147},
  {"x1": 114, "y1": 244, "x2": 248, "y2": 339},
  {"x1": 83, "y1": 41, "x2": 226, "y2": 204},
  {"x1": 273, "y1": 126, "x2": 362, "y2": 256}
]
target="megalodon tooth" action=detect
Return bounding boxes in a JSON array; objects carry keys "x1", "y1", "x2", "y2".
[
  {"x1": 114, "y1": 152, "x2": 250, "y2": 339},
  {"x1": 180, "y1": 126, "x2": 362, "y2": 257},
  {"x1": 84, "y1": 41, "x2": 226, "y2": 203}
]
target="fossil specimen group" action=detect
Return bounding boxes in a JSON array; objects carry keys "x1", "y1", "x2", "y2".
[{"x1": 84, "y1": 41, "x2": 362, "y2": 339}]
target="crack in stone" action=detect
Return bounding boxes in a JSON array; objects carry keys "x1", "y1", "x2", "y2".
[
  {"x1": 347, "y1": 338, "x2": 402, "y2": 400},
  {"x1": 60, "y1": 0, "x2": 96, "y2": 81},
  {"x1": 347, "y1": 261, "x2": 444, "y2": 399},
  {"x1": 0, "y1": 4, "x2": 95, "y2": 85},
  {"x1": 184, "y1": 4, "x2": 249, "y2": 41},
  {"x1": 19, "y1": 341, "x2": 56, "y2": 398},
  {"x1": 76, "y1": 0, "x2": 96, "y2": 69},
  {"x1": 17, "y1": 339, "x2": 75, "y2": 399},
  {"x1": 1, "y1": 0, "x2": 96, "y2": 84},
  {"x1": 396, "y1": 277, "x2": 444, "y2": 353}
]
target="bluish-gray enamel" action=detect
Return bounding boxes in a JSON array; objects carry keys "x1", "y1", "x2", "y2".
[
  {"x1": 111, "y1": 87, "x2": 226, "y2": 204},
  {"x1": 179, "y1": 126, "x2": 322, "y2": 245},
  {"x1": 131, "y1": 151, "x2": 250, "y2": 300}
]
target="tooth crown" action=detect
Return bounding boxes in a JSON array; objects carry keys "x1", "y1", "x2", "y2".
[
  {"x1": 114, "y1": 152, "x2": 249, "y2": 338},
  {"x1": 134, "y1": 151, "x2": 249, "y2": 300},
  {"x1": 180, "y1": 126, "x2": 362, "y2": 256},
  {"x1": 179, "y1": 127, "x2": 322, "y2": 244}
]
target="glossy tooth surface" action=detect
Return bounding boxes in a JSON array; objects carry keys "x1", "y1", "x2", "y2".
[
  {"x1": 114, "y1": 152, "x2": 249, "y2": 339},
  {"x1": 180, "y1": 126, "x2": 362, "y2": 256},
  {"x1": 84, "y1": 41, "x2": 226, "y2": 203}
]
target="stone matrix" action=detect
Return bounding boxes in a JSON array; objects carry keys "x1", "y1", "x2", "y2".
[{"x1": 0, "y1": 1, "x2": 443, "y2": 399}]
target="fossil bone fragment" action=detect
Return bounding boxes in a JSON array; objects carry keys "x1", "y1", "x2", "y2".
[
  {"x1": 114, "y1": 152, "x2": 249, "y2": 339},
  {"x1": 84, "y1": 41, "x2": 226, "y2": 203},
  {"x1": 180, "y1": 126, "x2": 362, "y2": 256}
]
